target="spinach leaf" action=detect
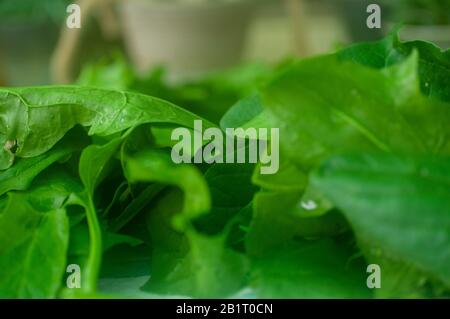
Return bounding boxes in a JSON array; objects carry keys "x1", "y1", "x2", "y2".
[
  {"x1": 194, "y1": 162, "x2": 257, "y2": 235},
  {"x1": 338, "y1": 33, "x2": 450, "y2": 102},
  {"x1": 142, "y1": 190, "x2": 248, "y2": 298},
  {"x1": 312, "y1": 153, "x2": 450, "y2": 290},
  {"x1": 0, "y1": 207, "x2": 69, "y2": 298},
  {"x1": 0, "y1": 127, "x2": 87, "y2": 196},
  {"x1": 1, "y1": 33, "x2": 449, "y2": 299},
  {"x1": 251, "y1": 239, "x2": 372, "y2": 298},
  {"x1": 263, "y1": 53, "x2": 428, "y2": 166},
  {"x1": 123, "y1": 149, "x2": 210, "y2": 229},
  {"x1": 0, "y1": 86, "x2": 213, "y2": 169},
  {"x1": 0, "y1": 173, "x2": 76, "y2": 297},
  {"x1": 245, "y1": 192, "x2": 349, "y2": 257},
  {"x1": 76, "y1": 136, "x2": 126, "y2": 292}
]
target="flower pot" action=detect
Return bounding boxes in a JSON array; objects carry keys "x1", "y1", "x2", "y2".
[{"x1": 119, "y1": 0, "x2": 256, "y2": 80}]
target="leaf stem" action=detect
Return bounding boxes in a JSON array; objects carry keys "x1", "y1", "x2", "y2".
[{"x1": 84, "y1": 194, "x2": 102, "y2": 293}]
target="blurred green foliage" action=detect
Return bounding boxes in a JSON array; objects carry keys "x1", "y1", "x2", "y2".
[
  {"x1": 388, "y1": 0, "x2": 450, "y2": 25},
  {"x1": 0, "y1": 0, "x2": 71, "y2": 24}
]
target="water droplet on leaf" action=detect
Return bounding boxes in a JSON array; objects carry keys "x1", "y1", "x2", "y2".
[{"x1": 301, "y1": 200, "x2": 318, "y2": 211}]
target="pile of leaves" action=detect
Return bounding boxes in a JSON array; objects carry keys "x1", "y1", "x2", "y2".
[{"x1": 0, "y1": 34, "x2": 449, "y2": 298}]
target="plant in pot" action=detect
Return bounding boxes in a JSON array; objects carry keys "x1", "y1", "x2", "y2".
[
  {"x1": 0, "y1": 0, "x2": 71, "y2": 85},
  {"x1": 384, "y1": 0, "x2": 450, "y2": 48},
  {"x1": 119, "y1": 0, "x2": 258, "y2": 81}
]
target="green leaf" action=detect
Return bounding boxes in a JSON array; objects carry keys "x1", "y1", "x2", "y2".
[
  {"x1": 0, "y1": 195, "x2": 69, "y2": 298},
  {"x1": 98, "y1": 244, "x2": 152, "y2": 298},
  {"x1": 245, "y1": 192, "x2": 349, "y2": 257},
  {"x1": 0, "y1": 86, "x2": 213, "y2": 169},
  {"x1": 80, "y1": 138, "x2": 123, "y2": 196},
  {"x1": 360, "y1": 239, "x2": 449, "y2": 298},
  {"x1": 108, "y1": 184, "x2": 164, "y2": 232},
  {"x1": 251, "y1": 239, "x2": 372, "y2": 298},
  {"x1": 2, "y1": 33, "x2": 450, "y2": 299},
  {"x1": 0, "y1": 171, "x2": 80, "y2": 298},
  {"x1": 312, "y1": 153, "x2": 450, "y2": 289},
  {"x1": 220, "y1": 94, "x2": 265, "y2": 130},
  {"x1": 67, "y1": 221, "x2": 143, "y2": 270},
  {"x1": 143, "y1": 190, "x2": 248, "y2": 298},
  {"x1": 194, "y1": 163, "x2": 258, "y2": 235},
  {"x1": 76, "y1": 137, "x2": 126, "y2": 293},
  {"x1": 124, "y1": 149, "x2": 210, "y2": 229},
  {"x1": 294, "y1": 185, "x2": 334, "y2": 218},
  {"x1": 252, "y1": 154, "x2": 307, "y2": 192},
  {"x1": 0, "y1": 128, "x2": 87, "y2": 196},
  {"x1": 338, "y1": 33, "x2": 450, "y2": 102},
  {"x1": 0, "y1": 209, "x2": 69, "y2": 298},
  {"x1": 0, "y1": 171, "x2": 80, "y2": 253},
  {"x1": 263, "y1": 54, "x2": 428, "y2": 167}
]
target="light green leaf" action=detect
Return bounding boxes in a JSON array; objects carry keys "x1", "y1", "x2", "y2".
[
  {"x1": 338, "y1": 33, "x2": 450, "y2": 102},
  {"x1": 0, "y1": 201, "x2": 69, "y2": 298},
  {"x1": 0, "y1": 128, "x2": 87, "y2": 196},
  {"x1": 124, "y1": 149, "x2": 210, "y2": 229},
  {"x1": 0, "y1": 86, "x2": 213, "y2": 169}
]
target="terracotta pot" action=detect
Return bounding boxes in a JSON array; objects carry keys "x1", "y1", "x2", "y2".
[{"x1": 119, "y1": 0, "x2": 256, "y2": 80}]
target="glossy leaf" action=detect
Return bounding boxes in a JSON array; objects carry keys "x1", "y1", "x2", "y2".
[{"x1": 313, "y1": 153, "x2": 450, "y2": 288}]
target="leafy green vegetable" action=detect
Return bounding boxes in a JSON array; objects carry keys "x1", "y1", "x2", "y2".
[
  {"x1": 312, "y1": 153, "x2": 450, "y2": 294},
  {"x1": 1, "y1": 33, "x2": 449, "y2": 299},
  {"x1": 0, "y1": 172, "x2": 76, "y2": 298},
  {"x1": 0, "y1": 207, "x2": 68, "y2": 298},
  {"x1": 251, "y1": 239, "x2": 372, "y2": 298},
  {"x1": 0, "y1": 128, "x2": 87, "y2": 196},
  {"x1": 0, "y1": 86, "x2": 213, "y2": 169},
  {"x1": 124, "y1": 149, "x2": 211, "y2": 229},
  {"x1": 338, "y1": 33, "x2": 450, "y2": 102},
  {"x1": 245, "y1": 192, "x2": 348, "y2": 257}
]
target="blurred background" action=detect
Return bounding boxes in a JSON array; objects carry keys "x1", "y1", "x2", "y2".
[{"x1": 0, "y1": 0, "x2": 449, "y2": 87}]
